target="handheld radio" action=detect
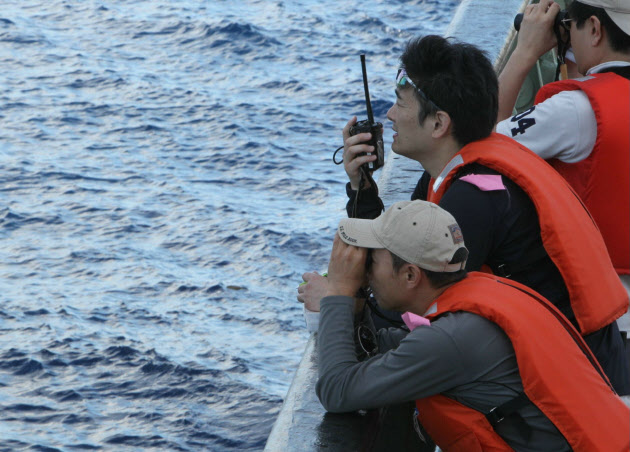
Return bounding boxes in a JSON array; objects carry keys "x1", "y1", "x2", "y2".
[{"x1": 348, "y1": 54, "x2": 384, "y2": 172}]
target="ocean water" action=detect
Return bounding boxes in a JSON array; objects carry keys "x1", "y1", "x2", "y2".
[{"x1": 0, "y1": 1, "x2": 456, "y2": 450}]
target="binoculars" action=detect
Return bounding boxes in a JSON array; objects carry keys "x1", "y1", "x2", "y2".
[{"x1": 514, "y1": 10, "x2": 569, "y2": 33}]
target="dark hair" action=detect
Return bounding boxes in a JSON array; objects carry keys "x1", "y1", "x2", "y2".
[
  {"x1": 400, "y1": 35, "x2": 498, "y2": 146},
  {"x1": 390, "y1": 251, "x2": 467, "y2": 289},
  {"x1": 569, "y1": 1, "x2": 630, "y2": 53}
]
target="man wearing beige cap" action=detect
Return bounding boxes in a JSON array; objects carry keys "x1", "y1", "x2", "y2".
[
  {"x1": 316, "y1": 200, "x2": 628, "y2": 451},
  {"x1": 497, "y1": 0, "x2": 630, "y2": 277}
]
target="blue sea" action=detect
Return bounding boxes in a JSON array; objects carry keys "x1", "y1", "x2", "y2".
[{"x1": 0, "y1": 1, "x2": 456, "y2": 450}]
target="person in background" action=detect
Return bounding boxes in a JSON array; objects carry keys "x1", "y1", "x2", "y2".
[
  {"x1": 496, "y1": 0, "x2": 630, "y2": 275},
  {"x1": 316, "y1": 200, "x2": 628, "y2": 451},
  {"x1": 299, "y1": 34, "x2": 630, "y2": 394},
  {"x1": 496, "y1": 0, "x2": 630, "y2": 355}
]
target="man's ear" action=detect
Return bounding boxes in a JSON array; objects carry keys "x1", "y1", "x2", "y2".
[
  {"x1": 402, "y1": 264, "x2": 423, "y2": 288},
  {"x1": 432, "y1": 111, "x2": 452, "y2": 139},
  {"x1": 588, "y1": 15, "x2": 603, "y2": 47}
]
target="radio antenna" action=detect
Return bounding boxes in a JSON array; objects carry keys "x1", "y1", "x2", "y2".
[{"x1": 360, "y1": 54, "x2": 374, "y2": 124}]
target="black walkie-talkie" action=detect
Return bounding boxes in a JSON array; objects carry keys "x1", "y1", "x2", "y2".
[{"x1": 349, "y1": 54, "x2": 384, "y2": 172}]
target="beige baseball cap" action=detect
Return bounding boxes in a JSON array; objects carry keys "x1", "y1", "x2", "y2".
[
  {"x1": 578, "y1": 0, "x2": 630, "y2": 35},
  {"x1": 337, "y1": 200, "x2": 468, "y2": 273}
]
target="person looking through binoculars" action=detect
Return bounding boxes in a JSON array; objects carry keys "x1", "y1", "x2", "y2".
[
  {"x1": 315, "y1": 200, "x2": 628, "y2": 451},
  {"x1": 497, "y1": 0, "x2": 630, "y2": 277}
]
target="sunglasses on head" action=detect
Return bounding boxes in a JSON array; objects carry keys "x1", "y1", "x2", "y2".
[{"x1": 396, "y1": 67, "x2": 444, "y2": 113}]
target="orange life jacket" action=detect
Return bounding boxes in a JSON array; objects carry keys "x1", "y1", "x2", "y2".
[
  {"x1": 535, "y1": 72, "x2": 630, "y2": 275},
  {"x1": 416, "y1": 272, "x2": 629, "y2": 452},
  {"x1": 427, "y1": 133, "x2": 628, "y2": 335}
]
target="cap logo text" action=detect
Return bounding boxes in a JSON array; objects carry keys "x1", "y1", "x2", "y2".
[{"x1": 339, "y1": 225, "x2": 357, "y2": 244}]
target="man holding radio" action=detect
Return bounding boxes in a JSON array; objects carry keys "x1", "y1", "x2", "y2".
[{"x1": 299, "y1": 34, "x2": 630, "y2": 394}]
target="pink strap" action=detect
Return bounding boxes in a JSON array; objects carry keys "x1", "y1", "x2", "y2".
[
  {"x1": 402, "y1": 312, "x2": 431, "y2": 331},
  {"x1": 459, "y1": 174, "x2": 506, "y2": 191}
]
